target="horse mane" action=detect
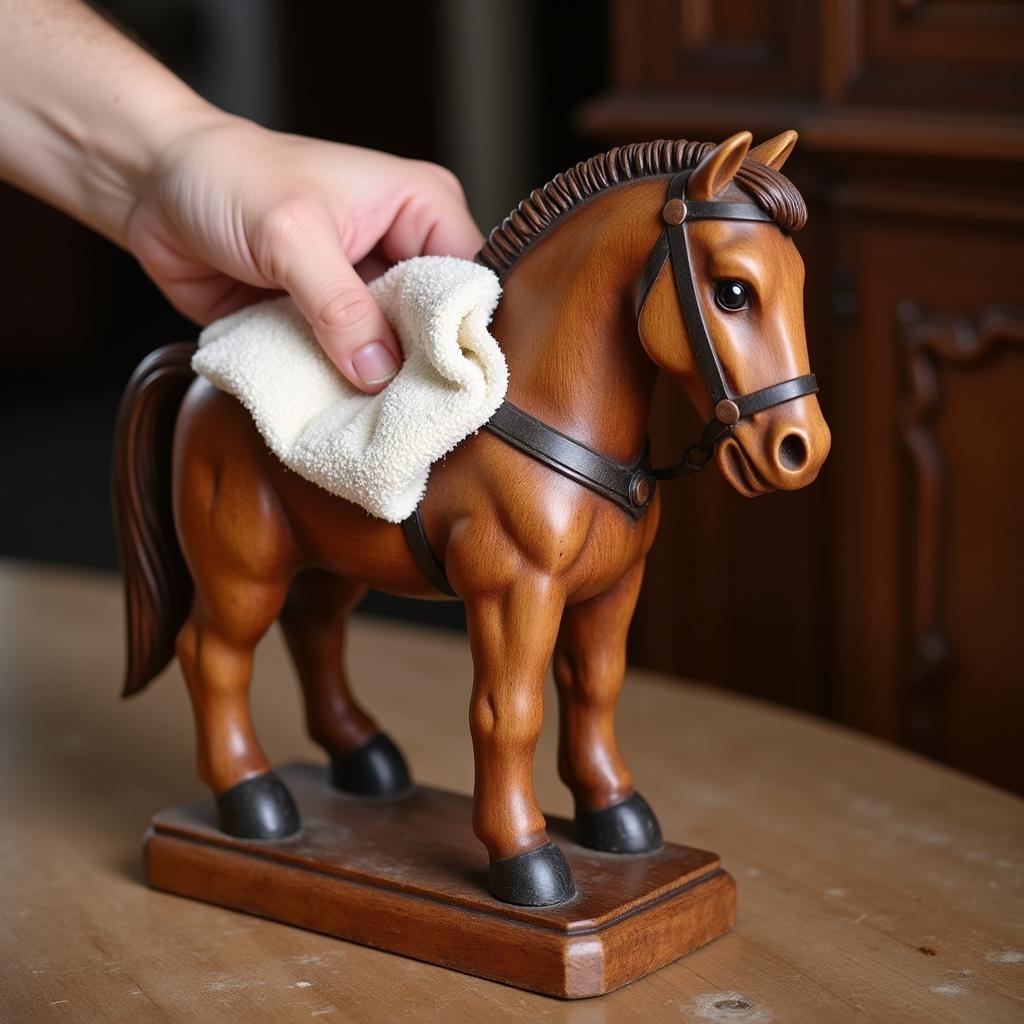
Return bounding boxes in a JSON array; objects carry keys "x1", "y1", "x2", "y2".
[{"x1": 478, "y1": 138, "x2": 808, "y2": 277}]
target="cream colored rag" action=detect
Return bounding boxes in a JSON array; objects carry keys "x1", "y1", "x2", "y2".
[{"x1": 191, "y1": 255, "x2": 507, "y2": 522}]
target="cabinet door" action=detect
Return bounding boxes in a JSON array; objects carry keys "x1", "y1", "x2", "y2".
[{"x1": 831, "y1": 191, "x2": 1024, "y2": 791}]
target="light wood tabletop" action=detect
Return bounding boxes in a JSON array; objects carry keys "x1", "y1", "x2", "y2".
[{"x1": 2, "y1": 561, "x2": 1022, "y2": 1023}]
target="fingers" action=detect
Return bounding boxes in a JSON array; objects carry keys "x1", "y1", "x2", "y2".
[
  {"x1": 132, "y1": 239, "x2": 275, "y2": 326},
  {"x1": 421, "y1": 207, "x2": 486, "y2": 261},
  {"x1": 417, "y1": 190, "x2": 485, "y2": 260},
  {"x1": 380, "y1": 167, "x2": 484, "y2": 265},
  {"x1": 266, "y1": 203, "x2": 401, "y2": 392},
  {"x1": 177, "y1": 277, "x2": 276, "y2": 325}
]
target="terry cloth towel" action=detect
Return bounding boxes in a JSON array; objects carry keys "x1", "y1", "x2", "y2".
[{"x1": 192, "y1": 255, "x2": 507, "y2": 522}]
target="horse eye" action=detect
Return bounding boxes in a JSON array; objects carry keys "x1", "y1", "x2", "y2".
[{"x1": 715, "y1": 281, "x2": 749, "y2": 311}]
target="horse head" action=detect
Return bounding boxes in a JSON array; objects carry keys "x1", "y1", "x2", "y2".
[{"x1": 635, "y1": 131, "x2": 830, "y2": 496}]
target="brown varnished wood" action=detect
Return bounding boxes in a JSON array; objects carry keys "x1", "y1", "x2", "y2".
[
  {"x1": 143, "y1": 762, "x2": 736, "y2": 1000},
  {"x1": 116, "y1": 134, "x2": 829, "y2": 886},
  {"x1": 279, "y1": 570, "x2": 379, "y2": 754}
]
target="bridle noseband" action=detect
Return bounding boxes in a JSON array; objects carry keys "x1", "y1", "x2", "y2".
[{"x1": 634, "y1": 169, "x2": 818, "y2": 485}]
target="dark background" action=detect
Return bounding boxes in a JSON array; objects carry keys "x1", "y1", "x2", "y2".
[{"x1": 2, "y1": 1, "x2": 1022, "y2": 794}]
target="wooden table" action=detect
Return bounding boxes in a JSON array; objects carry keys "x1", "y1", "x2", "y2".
[{"x1": 2, "y1": 562, "x2": 1022, "y2": 1022}]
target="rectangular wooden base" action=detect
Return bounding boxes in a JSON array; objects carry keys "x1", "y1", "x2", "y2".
[{"x1": 144, "y1": 763, "x2": 735, "y2": 999}]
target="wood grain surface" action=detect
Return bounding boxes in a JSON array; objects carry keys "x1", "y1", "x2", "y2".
[{"x1": 2, "y1": 562, "x2": 1022, "y2": 1022}]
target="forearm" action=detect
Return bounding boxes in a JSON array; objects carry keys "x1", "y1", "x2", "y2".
[{"x1": 0, "y1": 0, "x2": 223, "y2": 245}]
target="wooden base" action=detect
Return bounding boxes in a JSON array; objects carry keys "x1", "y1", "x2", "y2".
[{"x1": 144, "y1": 763, "x2": 735, "y2": 999}]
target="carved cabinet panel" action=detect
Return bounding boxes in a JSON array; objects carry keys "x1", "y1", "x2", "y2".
[{"x1": 832, "y1": 204, "x2": 1024, "y2": 788}]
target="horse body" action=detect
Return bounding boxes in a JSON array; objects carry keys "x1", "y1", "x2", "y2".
[{"x1": 116, "y1": 132, "x2": 830, "y2": 905}]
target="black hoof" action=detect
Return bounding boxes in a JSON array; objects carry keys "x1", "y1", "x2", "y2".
[
  {"x1": 488, "y1": 842, "x2": 576, "y2": 906},
  {"x1": 329, "y1": 732, "x2": 411, "y2": 796},
  {"x1": 576, "y1": 792, "x2": 662, "y2": 854},
  {"x1": 216, "y1": 771, "x2": 301, "y2": 839}
]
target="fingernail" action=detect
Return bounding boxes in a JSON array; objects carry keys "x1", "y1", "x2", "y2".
[{"x1": 352, "y1": 341, "x2": 399, "y2": 386}]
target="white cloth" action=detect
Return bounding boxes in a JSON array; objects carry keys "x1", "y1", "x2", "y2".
[{"x1": 192, "y1": 255, "x2": 507, "y2": 522}]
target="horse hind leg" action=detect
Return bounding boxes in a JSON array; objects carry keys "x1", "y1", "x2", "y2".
[
  {"x1": 279, "y1": 569, "x2": 411, "y2": 795},
  {"x1": 176, "y1": 574, "x2": 300, "y2": 839}
]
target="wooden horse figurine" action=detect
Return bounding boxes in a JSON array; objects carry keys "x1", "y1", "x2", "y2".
[{"x1": 114, "y1": 131, "x2": 830, "y2": 908}]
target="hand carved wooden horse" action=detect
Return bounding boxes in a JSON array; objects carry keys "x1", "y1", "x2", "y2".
[{"x1": 114, "y1": 131, "x2": 830, "y2": 907}]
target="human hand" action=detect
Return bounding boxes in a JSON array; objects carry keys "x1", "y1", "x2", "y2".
[{"x1": 126, "y1": 116, "x2": 483, "y2": 391}]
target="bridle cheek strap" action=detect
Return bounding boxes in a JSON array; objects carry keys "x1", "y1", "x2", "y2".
[{"x1": 636, "y1": 170, "x2": 819, "y2": 479}]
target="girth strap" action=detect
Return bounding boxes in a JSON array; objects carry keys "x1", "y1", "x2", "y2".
[{"x1": 400, "y1": 506, "x2": 457, "y2": 598}]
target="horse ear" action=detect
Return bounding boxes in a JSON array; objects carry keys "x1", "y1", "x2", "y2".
[
  {"x1": 688, "y1": 131, "x2": 753, "y2": 201},
  {"x1": 748, "y1": 130, "x2": 798, "y2": 170}
]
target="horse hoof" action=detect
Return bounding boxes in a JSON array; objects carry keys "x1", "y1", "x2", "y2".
[
  {"x1": 330, "y1": 732, "x2": 411, "y2": 796},
  {"x1": 216, "y1": 771, "x2": 301, "y2": 839},
  {"x1": 488, "y1": 842, "x2": 577, "y2": 906},
  {"x1": 576, "y1": 792, "x2": 662, "y2": 853}
]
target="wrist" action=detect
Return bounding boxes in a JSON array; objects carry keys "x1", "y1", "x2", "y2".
[{"x1": 76, "y1": 91, "x2": 230, "y2": 248}]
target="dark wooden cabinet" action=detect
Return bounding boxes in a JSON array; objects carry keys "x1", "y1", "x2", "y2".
[{"x1": 580, "y1": 0, "x2": 1024, "y2": 792}]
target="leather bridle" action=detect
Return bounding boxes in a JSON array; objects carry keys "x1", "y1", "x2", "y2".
[
  {"x1": 633, "y1": 169, "x2": 818, "y2": 490},
  {"x1": 401, "y1": 169, "x2": 820, "y2": 597}
]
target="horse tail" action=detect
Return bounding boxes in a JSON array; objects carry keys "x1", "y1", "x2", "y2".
[{"x1": 112, "y1": 343, "x2": 197, "y2": 698}]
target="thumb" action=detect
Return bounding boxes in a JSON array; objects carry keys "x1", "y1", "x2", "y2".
[{"x1": 272, "y1": 211, "x2": 401, "y2": 392}]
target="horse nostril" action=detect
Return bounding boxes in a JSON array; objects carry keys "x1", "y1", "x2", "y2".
[{"x1": 778, "y1": 433, "x2": 808, "y2": 471}]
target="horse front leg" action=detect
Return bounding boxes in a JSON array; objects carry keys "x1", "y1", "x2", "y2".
[
  {"x1": 279, "y1": 569, "x2": 411, "y2": 796},
  {"x1": 463, "y1": 578, "x2": 576, "y2": 906},
  {"x1": 553, "y1": 559, "x2": 662, "y2": 853}
]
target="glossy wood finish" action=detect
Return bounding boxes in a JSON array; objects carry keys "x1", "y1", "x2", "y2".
[
  {"x1": 580, "y1": 0, "x2": 1024, "y2": 794},
  {"x1": 4, "y1": 564, "x2": 1024, "y2": 1022},
  {"x1": 114, "y1": 135, "x2": 829, "y2": 891},
  {"x1": 145, "y1": 763, "x2": 735, "y2": 999}
]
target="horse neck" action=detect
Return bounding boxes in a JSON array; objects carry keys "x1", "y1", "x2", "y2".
[{"x1": 487, "y1": 181, "x2": 665, "y2": 462}]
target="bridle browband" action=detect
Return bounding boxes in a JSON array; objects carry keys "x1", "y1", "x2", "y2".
[{"x1": 402, "y1": 169, "x2": 820, "y2": 596}]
